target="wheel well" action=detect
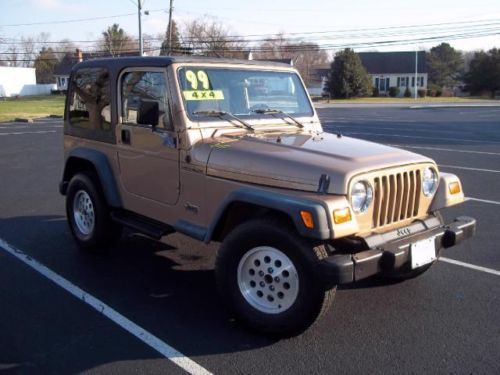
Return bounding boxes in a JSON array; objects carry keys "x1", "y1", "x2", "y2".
[
  {"x1": 211, "y1": 202, "x2": 296, "y2": 242},
  {"x1": 63, "y1": 157, "x2": 98, "y2": 188}
]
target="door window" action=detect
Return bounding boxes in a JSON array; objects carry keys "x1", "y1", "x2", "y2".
[{"x1": 121, "y1": 71, "x2": 172, "y2": 130}]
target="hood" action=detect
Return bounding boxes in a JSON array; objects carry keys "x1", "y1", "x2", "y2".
[{"x1": 196, "y1": 131, "x2": 434, "y2": 195}]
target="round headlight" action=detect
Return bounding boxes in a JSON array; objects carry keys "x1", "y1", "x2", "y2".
[
  {"x1": 351, "y1": 181, "x2": 373, "y2": 213},
  {"x1": 422, "y1": 167, "x2": 438, "y2": 196}
]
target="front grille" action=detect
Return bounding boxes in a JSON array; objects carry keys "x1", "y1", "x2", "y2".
[{"x1": 372, "y1": 169, "x2": 421, "y2": 228}]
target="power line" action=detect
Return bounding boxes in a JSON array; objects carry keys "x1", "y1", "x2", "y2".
[
  {"x1": 2, "y1": 22, "x2": 499, "y2": 55},
  {"x1": 2, "y1": 28, "x2": 498, "y2": 63},
  {"x1": 0, "y1": 8, "x2": 168, "y2": 27}
]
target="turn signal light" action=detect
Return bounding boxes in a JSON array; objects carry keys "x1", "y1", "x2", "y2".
[
  {"x1": 333, "y1": 207, "x2": 352, "y2": 224},
  {"x1": 449, "y1": 181, "x2": 461, "y2": 194},
  {"x1": 300, "y1": 211, "x2": 315, "y2": 229}
]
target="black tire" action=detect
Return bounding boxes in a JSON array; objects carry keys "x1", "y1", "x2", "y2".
[
  {"x1": 66, "y1": 172, "x2": 122, "y2": 252},
  {"x1": 380, "y1": 211, "x2": 443, "y2": 281},
  {"x1": 215, "y1": 218, "x2": 335, "y2": 336}
]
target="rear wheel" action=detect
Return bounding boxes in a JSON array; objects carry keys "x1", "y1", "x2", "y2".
[
  {"x1": 215, "y1": 218, "x2": 335, "y2": 336},
  {"x1": 66, "y1": 172, "x2": 122, "y2": 252}
]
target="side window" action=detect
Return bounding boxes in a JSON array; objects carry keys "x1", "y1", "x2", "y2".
[
  {"x1": 121, "y1": 71, "x2": 172, "y2": 130},
  {"x1": 69, "y1": 68, "x2": 111, "y2": 131}
]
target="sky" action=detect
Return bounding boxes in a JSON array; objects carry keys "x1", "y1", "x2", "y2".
[{"x1": 1, "y1": 0, "x2": 500, "y2": 55}]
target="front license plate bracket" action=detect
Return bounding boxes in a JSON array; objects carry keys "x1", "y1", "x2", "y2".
[{"x1": 410, "y1": 237, "x2": 436, "y2": 269}]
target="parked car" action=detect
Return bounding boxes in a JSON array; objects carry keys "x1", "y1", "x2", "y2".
[{"x1": 60, "y1": 56, "x2": 475, "y2": 336}]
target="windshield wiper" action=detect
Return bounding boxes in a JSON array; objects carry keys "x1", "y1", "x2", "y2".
[
  {"x1": 252, "y1": 108, "x2": 304, "y2": 129},
  {"x1": 193, "y1": 110, "x2": 254, "y2": 132}
]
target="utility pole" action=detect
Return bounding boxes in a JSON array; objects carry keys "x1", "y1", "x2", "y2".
[
  {"x1": 138, "y1": 0, "x2": 143, "y2": 56},
  {"x1": 167, "y1": 0, "x2": 174, "y2": 55},
  {"x1": 414, "y1": 49, "x2": 418, "y2": 100}
]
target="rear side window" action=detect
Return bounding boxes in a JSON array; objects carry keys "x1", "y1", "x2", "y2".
[{"x1": 69, "y1": 67, "x2": 111, "y2": 131}]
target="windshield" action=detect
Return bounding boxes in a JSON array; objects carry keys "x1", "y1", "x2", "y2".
[{"x1": 178, "y1": 67, "x2": 314, "y2": 119}]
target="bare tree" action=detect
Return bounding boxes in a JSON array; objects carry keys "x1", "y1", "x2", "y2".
[
  {"x1": 20, "y1": 36, "x2": 36, "y2": 67},
  {"x1": 37, "y1": 32, "x2": 51, "y2": 48},
  {"x1": 5, "y1": 44, "x2": 20, "y2": 67},
  {"x1": 181, "y1": 16, "x2": 247, "y2": 58},
  {"x1": 253, "y1": 35, "x2": 330, "y2": 85},
  {"x1": 142, "y1": 33, "x2": 156, "y2": 56}
]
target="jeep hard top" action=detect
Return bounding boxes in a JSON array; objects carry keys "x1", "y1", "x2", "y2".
[{"x1": 60, "y1": 56, "x2": 475, "y2": 335}]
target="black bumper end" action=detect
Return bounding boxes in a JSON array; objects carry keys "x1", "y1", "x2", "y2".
[{"x1": 319, "y1": 216, "x2": 476, "y2": 286}]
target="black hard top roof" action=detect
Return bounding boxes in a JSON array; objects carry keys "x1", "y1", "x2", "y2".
[{"x1": 72, "y1": 56, "x2": 294, "y2": 73}]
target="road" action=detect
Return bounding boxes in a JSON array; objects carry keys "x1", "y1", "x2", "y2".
[{"x1": 0, "y1": 108, "x2": 499, "y2": 374}]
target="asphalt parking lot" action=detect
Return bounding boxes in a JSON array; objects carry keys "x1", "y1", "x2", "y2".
[{"x1": 1, "y1": 106, "x2": 499, "y2": 374}]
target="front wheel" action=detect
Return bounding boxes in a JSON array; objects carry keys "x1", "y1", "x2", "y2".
[{"x1": 215, "y1": 218, "x2": 335, "y2": 336}]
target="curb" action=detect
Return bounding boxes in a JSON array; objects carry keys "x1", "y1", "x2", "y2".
[
  {"x1": 14, "y1": 118, "x2": 34, "y2": 123},
  {"x1": 409, "y1": 104, "x2": 500, "y2": 109}
]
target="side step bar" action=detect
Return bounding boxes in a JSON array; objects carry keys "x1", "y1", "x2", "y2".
[{"x1": 111, "y1": 211, "x2": 175, "y2": 239}]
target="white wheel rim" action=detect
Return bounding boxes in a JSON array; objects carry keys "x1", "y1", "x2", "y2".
[
  {"x1": 237, "y1": 246, "x2": 299, "y2": 314},
  {"x1": 73, "y1": 190, "x2": 95, "y2": 236}
]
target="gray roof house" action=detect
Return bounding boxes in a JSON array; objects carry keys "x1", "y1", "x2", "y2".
[
  {"x1": 358, "y1": 51, "x2": 428, "y2": 96},
  {"x1": 53, "y1": 49, "x2": 140, "y2": 90}
]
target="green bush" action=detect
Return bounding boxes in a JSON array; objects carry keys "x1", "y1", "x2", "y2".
[
  {"x1": 388, "y1": 86, "x2": 400, "y2": 97},
  {"x1": 435, "y1": 89, "x2": 442, "y2": 97},
  {"x1": 372, "y1": 87, "x2": 379, "y2": 97},
  {"x1": 404, "y1": 87, "x2": 412, "y2": 97},
  {"x1": 417, "y1": 89, "x2": 426, "y2": 98}
]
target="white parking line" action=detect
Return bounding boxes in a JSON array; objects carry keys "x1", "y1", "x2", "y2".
[
  {"x1": 0, "y1": 125, "x2": 62, "y2": 130},
  {"x1": 387, "y1": 144, "x2": 500, "y2": 156},
  {"x1": 344, "y1": 131, "x2": 495, "y2": 144},
  {"x1": 466, "y1": 197, "x2": 500, "y2": 205},
  {"x1": 333, "y1": 124, "x2": 500, "y2": 143},
  {"x1": 439, "y1": 164, "x2": 500, "y2": 173},
  {"x1": 0, "y1": 238, "x2": 212, "y2": 375},
  {"x1": 0, "y1": 130, "x2": 56, "y2": 136},
  {"x1": 440, "y1": 257, "x2": 500, "y2": 276}
]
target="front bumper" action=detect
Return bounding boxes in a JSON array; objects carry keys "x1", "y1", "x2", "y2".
[{"x1": 318, "y1": 216, "x2": 476, "y2": 285}]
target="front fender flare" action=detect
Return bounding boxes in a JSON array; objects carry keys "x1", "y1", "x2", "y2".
[{"x1": 205, "y1": 187, "x2": 331, "y2": 242}]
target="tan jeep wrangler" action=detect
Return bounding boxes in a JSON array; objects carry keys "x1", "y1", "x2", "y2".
[{"x1": 60, "y1": 56, "x2": 475, "y2": 335}]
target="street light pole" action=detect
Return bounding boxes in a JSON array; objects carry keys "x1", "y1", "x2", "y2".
[
  {"x1": 167, "y1": 0, "x2": 174, "y2": 55},
  {"x1": 138, "y1": 0, "x2": 143, "y2": 56}
]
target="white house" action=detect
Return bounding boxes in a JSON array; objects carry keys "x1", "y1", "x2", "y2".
[
  {"x1": 358, "y1": 51, "x2": 428, "y2": 96},
  {"x1": 0, "y1": 66, "x2": 36, "y2": 97}
]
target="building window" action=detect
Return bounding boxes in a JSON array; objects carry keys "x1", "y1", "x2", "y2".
[{"x1": 412, "y1": 77, "x2": 415, "y2": 87}]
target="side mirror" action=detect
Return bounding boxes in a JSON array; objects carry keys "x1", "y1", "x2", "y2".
[{"x1": 137, "y1": 100, "x2": 159, "y2": 130}]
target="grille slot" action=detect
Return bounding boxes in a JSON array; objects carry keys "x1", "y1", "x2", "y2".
[{"x1": 373, "y1": 169, "x2": 421, "y2": 228}]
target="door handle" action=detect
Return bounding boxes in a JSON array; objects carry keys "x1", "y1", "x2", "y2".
[{"x1": 121, "y1": 129, "x2": 131, "y2": 144}]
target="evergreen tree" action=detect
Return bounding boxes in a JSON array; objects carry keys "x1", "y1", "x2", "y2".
[
  {"x1": 465, "y1": 48, "x2": 500, "y2": 98},
  {"x1": 34, "y1": 47, "x2": 57, "y2": 83},
  {"x1": 327, "y1": 49, "x2": 372, "y2": 98},
  {"x1": 160, "y1": 20, "x2": 181, "y2": 55},
  {"x1": 427, "y1": 43, "x2": 464, "y2": 88}
]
